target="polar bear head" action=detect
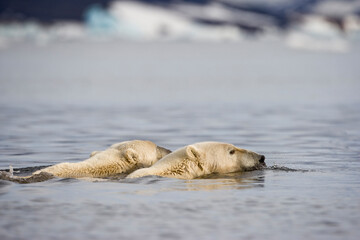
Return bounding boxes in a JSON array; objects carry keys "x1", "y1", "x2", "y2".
[
  {"x1": 110, "y1": 140, "x2": 171, "y2": 167},
  {"x1": 185, "y1": 142, "x2": 265, "y2": 174}
]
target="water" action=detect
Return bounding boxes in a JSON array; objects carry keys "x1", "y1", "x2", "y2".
[{"x1": 0, "y1": 41, "x2": 360, "y2": 240}]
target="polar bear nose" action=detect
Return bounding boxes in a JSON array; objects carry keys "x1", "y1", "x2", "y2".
[{"x1": 259, "y1": 155, "x2": 265, "y2": 163}]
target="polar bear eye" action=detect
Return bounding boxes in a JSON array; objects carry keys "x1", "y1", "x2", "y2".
[{"x1": 229, "y1": 150, "x2": 235, "y2": 155}]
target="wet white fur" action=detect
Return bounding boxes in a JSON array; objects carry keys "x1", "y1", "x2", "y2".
[
  {"x1": 126, "y1": 142, "x2": 263, "y2": 179},
  {"x1": 33, "y1": 140, "x2": 170, "y2": 178}
]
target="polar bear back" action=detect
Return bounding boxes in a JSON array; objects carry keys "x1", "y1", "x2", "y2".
[
  {"x1": 32, "y1": 140, "x2": 171, "y2": 179},
  {"x1": 33, "y1": 148, "x2": 134, "y2": 178}
]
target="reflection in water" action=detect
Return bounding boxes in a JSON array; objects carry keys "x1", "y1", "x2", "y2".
[
  {"x1": 118, "y1": 170, "x2": 266, "y2": 194},
  {"x1": 184, "y1": 171, "x2": 265, "y2": 191}
]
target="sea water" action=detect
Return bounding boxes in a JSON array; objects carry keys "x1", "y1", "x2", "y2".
[{"x1": 0, "y1": 41, "x2": 359, "y2": 240}]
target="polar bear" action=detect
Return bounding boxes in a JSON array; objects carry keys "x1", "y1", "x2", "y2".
[
  {"x1": 19, "y1": 140, "x2": 171, "y2": 179},
  {"x1": 126, "y1": 142, "x2": 265, "y2": 179}
]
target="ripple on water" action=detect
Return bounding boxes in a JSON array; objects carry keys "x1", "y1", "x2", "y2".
[{"x1": 0, "y1": 102, "x2": 359, "y2": 240}]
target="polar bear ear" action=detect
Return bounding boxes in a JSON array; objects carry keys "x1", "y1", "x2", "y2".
[
  {"x1": 124, "y1": 148, "x2": 139, "y2": 164},
  {"x1": 89, "y1": 151, "x2": 100, "y2": 157},
  {"x1": 186, "y1": 145, "x2": 201, "y2": 160}
]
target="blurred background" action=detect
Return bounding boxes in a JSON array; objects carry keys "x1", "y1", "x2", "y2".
[
  {"x1": 0, "y1": 0, "x2": 359, "y2": 107},
  {"x1": 0, "y1": 0, "x2": 360, "y2": 44},
  {"x1": 0, "y1": 0, "x2": 359, "y2": 45},
  {"x1": 0, "y1": 0, "x2": 360, "y2": 107}
]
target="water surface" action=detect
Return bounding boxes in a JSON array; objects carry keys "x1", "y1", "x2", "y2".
[{"x1": 0, "y1": 41, "x2": 360, "y2": 240}]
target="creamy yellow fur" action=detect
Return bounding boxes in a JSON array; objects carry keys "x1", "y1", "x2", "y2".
[
  {"x1": 32, "y1": 140, "x2": 171, "y2": 178},
  {"x1": 126, "y1": 142, "x2": 264, "y2": 179}
]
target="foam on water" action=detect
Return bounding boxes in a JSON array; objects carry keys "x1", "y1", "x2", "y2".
[{"x1": 265, "y1": 165, "x2": 310, "y2": 172}]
